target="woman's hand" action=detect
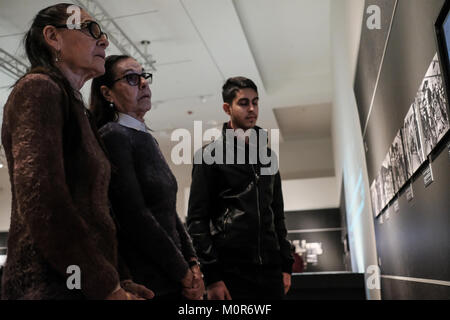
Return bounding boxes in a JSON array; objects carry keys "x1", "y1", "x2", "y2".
[
  {"x1": 181, "y1": 268, "x2": 205, "y2": 300},
  {"x1": 105, "y1": 285, "x2": 144, "y2": 300},
  {"x1": 207, "y1": 281, "x2": 232, "y2": 300},
  {"x1": 121, "y1": 280, "x2": 155, "y2": 299},
  {"x1": 282, "y1": 272, "x2": 291, "y2": 295},
  {"x1": 191, "y1": 265, "x2": 205, "y2": 300},
  {"x1": 181, "y1": 268, "x2": 194, "y2": 288}
]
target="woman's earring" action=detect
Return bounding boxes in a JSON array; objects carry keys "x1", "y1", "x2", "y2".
[
  {"x1": 55, "y1": 50, "x2": 61, "y2": 63},
  {"x1": 109, "y1": 101, "x2": 114, "y2": 108}
]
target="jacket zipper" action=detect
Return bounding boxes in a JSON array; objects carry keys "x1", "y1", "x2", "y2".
[{"x1": 251, "y1": 164, "x2": 263, "y2": 265}]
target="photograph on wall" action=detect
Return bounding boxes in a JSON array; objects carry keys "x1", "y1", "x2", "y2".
[
  {"x1": 370, "y1": 174, "x2": 383, "y2": 217},
  {"x1": 370, "y1": 180, "x2": 378, "y2": 218},
  {"x1": 380, "y1": 153, "x2": 395, "y2": 208},
  {"x1": 389, "y1": 128, "x2": 408, "y2": 193},
  {"x1": 375, "y1": 173, "x2": 384, "y2": 213},
  {"x1": 403, "y1": 103, "x2": 425, "y2": 177},
  {"x1": 415, "y1": 53, "x2": 450, "y2": 156}
]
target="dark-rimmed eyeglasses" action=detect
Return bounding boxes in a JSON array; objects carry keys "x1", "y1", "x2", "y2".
[
  {"x1": 52, "y1": 21, "x2": 108, "y2": 40},
  {"x1": 112, "y1": 73, "x2": 153, "y2": 86}
]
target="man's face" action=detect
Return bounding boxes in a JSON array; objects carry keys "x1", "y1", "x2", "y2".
[{"x1": 224, "y1": 88, "x2": 259, "y2": 130}]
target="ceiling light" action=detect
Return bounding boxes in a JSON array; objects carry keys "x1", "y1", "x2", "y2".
[{"x1": 140, "y1": 40, "x2": 157, "y2": 71}]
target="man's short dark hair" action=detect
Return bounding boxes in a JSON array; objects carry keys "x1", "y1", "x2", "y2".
[{"x1": 222, "y1": 77, "x2": 258, "y2": 104}]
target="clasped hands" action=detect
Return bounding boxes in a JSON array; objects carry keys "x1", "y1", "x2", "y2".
[{"x1": 181, "y1": 264, "x2": 205, "y2": 300}]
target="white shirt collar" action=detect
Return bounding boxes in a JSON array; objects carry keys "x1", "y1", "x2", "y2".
[{"x1": 117, "y1": 113, "x2": 148, "y2": 133}]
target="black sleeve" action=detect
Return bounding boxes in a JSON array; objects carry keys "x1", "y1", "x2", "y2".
[
  {"x1": 271, "y1": 171, "x2": 294, "y2": 274},
  {"x1": 102, "y1": 129, "x2": 188, "y2": 283},
  {"x1": 186, "y1": 149, "x2": 222, "y2": 285},
  {"x1": 175, "y1": 215, "x2": 197, "y2": 261}
]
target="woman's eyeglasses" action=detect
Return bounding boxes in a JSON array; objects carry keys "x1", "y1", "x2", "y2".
[
  {"x1": 113, "y1": 73, "x2": 153, "y2": 86},
  {"x1": 52, "y1": 21, "x2": 108, "y2": 40}
]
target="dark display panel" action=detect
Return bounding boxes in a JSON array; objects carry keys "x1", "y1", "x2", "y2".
[
  {"x1": 381, "y1": 277, "x2": 450, "y2": 300},
  {"x1": 354, "y1": 0, "x2": 397, "y2": 129},
  {"x1": 285, "y1": 209, "x2": 346, "y2": 273},
  {"x1": 355, "y1": 0, "x2": 450, "y2": 299},
  {"x1": 0, "y1": 232, "x2": 7, "y2": 248},
  {"x1": 436, "y1": 0, "x2": 450, "y2": 104}
]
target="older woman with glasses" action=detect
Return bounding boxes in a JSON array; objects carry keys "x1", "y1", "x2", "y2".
[
  {"x1": 90, "y1": 55, "x2": 205, "y2": 300},
  {"x1": 1, "y1": 4, "x2": 153, "y2": 300}
]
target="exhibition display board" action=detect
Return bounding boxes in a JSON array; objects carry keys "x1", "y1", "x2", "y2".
[{"x1": 354, "y1": 0, "x2": 450, "y2": 299}]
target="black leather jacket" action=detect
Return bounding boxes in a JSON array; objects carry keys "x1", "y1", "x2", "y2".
[{"x1": 187, "y1": 123, "x2": 294, "y2": 285}]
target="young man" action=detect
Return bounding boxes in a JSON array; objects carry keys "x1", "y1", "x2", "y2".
[{"x1": 187, "y1": 77, "x2": 294, "y2": 300}]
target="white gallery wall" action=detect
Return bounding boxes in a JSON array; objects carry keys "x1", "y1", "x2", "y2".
[
  {"x1": 330, "y1": 0, "x2": 380, "y2": 300},
  {"x1": 282, "y1": 177, "x2": 339, "y2": 212}
]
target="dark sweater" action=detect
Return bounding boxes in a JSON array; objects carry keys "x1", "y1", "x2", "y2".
[
  {"x1": 1, "y1": 74, "x2": 120, "y2": 300},
  {"x1": 99, "y1": 122, "x2": 197, "y2": 296}
]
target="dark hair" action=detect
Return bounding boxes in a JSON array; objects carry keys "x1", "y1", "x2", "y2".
[
  {"x1": 20, "y1": 3, "x2": 84, "y2": 156},
  {"x1": 222, "y1": 76, "x2": 258, "y2": 104},
  {"x1": 90, "y1": 55, "x2": 131, "y2": 128}
]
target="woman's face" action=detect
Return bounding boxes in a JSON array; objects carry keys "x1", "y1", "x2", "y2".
[
  {"x1": 57, "y1": 10, "x2": 109, "y2": 79},
  {"x1": 107, "y1": 58, "x2": 152, "y2": 120}
]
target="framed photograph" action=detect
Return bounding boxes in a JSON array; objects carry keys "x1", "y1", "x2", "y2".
[
  {"x1": 375, "y1": 173, "x2": 383, "y2": 214},
  {"x1": 381, "y1": 153, "x2": 395, "y2": 208},
  {"x1": 435, "y1": 0, "x2": 450, "y2": 116},
  {"x1": 389, "y1": 129, "x2": 408, "y2": 193},
  {"x1": 403, "y1": 103, "x2": 425, "y2": 177},
  {"x1": 415, "y1": 54, "x2": 450, "y2": 156},
  {"x1": 370, "y1": 180, "x2": 378, "y2": 218},
  {"x1": 370, "y1": 173, "x2": 383, "y2": 218}
]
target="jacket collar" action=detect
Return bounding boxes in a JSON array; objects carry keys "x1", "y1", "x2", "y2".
[
  {"x1": 221, "y1": 121, "x2": 263, "y2": 139},
  {"x1": 221, "y1": 122, "x2": 267, "y2": 147}
]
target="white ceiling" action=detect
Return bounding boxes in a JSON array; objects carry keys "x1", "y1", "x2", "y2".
[
  {"x1": 0, "y1": 0, "x2": 332, "y2": 136},
  {"x1": 0, "y1": 0, "x2": 334, "y2": 180},
  {"x1": 274, "y1": 102, "x2": 332, "y2": 140},
  {"x1": 233, "y1": 0, "x2": 331, "y2": 94}
]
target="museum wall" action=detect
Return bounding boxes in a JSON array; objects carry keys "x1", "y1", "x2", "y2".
[
  {"x1": 354, "y1": 0, "x2": 450, "y2": 299},
  {"x1": 330, "y1": 0, "x2": 381, "y2": 300},
  {"x1": 282, "y1": 177, "x2": 339, "y2": 211}
]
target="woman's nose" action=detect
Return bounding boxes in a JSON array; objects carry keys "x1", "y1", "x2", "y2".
[
  {"x1": 140, "y1": 76, "x2": 149, "y2": 89},
  {"x1": 98, "y1": 34, "x2": 109, "y2": 48}
]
